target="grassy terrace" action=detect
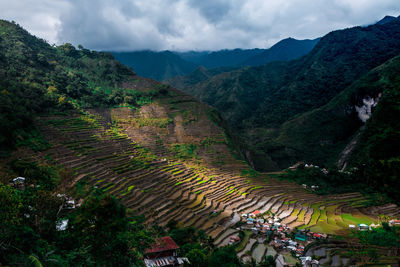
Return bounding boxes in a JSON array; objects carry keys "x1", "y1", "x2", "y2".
[{"x1": 36, "y1": 109, "x2": 395, "y2": 264}]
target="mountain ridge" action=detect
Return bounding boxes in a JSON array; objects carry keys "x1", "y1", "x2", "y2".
[
  {"x1": 175, "y1": 18, "x2": 400, "y2": 178},
  {"x1": 111, "y1": 37, "x2": 320, "y2": 81}
]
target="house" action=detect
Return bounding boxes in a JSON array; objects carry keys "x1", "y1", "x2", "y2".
[
  {"x1": 357, "y1": 224, "x2": 369, "y2": 231},
  {"x1": 311, "y1": 185, "x2": 319, "y2": 190},
  {"x1": 247, "y1": 218, "x2": 255, "y2": 224},
  {"x1": 56, "y1": 219, "x2": 69, "y2": 231},
  {"x1": 348, "y1": 224, "x2": 356, "y2": 229},
  {"x1": 300, "y1": 257, "x2": 319, "y2": 267},
  {"x1": 295, "y1": 233, "x2": 307, "y2": 242},
  {"x1": 249, "y1": 210, "x2": 261, "y2": 218},
  {"x1": 144, "y1": 236, "x2": 189, "y2": 267},
  {"x1": 12, "y1": 177, "x2": 25, "y2": 184},
  {"x1": 313, "y1": 233, "x2": 322, "y2": 239},
  {"x1": 230, "y1": 236, "x2": 240, "y2": 242},
  {"x1": 300, "y1": 256, "x2": 311, "y2": 266},
  {"x1": 310, "y1": 260, "x2": 319, "y2": 267},
  {"x1": 11, "y1": 177, "x2": 26, "y2": 189},
  {"x1": 369, "y1": 223, "x2": 380, "y2": 228},
  {"x1": 228, "y1": 235, "x2": 240, "y2": 245},
  {"x1": 389, "y1": 220, "x2": 400, "y2": 226},
  {"x1": 65, "y1": 199, "x2": 76, "y2": 209}
]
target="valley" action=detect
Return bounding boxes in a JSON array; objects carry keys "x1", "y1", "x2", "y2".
[
  {"x1": 30, "y1": 76, "x2": 398, "y2": 265},
  {"x1": 1, "y1": 15, "x2": 400, "y2": 266}
]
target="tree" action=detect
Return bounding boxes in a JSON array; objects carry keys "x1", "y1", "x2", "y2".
[
  {"x1": 185, "y1": 248, "x2": 208, "y2": 267},
  {"x1": 65, "y1": 191, "x2": 153, "y2": 265},
  {"x1": 209, "y1": 246, "x2": 241, "y2": 267},
  {"x1": 258, "y1": 255, "x2": 275, "y2": 267}
]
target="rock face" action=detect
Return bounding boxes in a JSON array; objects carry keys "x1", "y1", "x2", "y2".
[{"x1": 355, "y1": 96, "x2": 379, "y2": 123}]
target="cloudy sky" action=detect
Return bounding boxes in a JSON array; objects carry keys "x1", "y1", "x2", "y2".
[{"x1": 1, "y1": 0, "x2": 400, "y2": 51}]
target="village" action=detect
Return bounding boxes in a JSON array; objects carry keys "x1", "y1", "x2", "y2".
[
  {"x1": 225, "y1": 209, "x2": 328, "y2": 266},
  {"x1": 9, "y1": 175, "x2": 400, "y2": 267},
  {"x1": 222, "y1": 209, "x2": 400, "y2": 267}
]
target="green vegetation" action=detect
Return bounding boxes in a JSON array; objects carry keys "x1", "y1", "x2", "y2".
[
  {"x1": 352, "y1": 223, "x2": 400, "y2": 248},
  {"x1": 0, "y1": 20, "x2": 170, "y2": 155},
  {"x1": 176, "y1": 20, "x2": 400, "y2": 182},
  {"x1": 169, "y1": 143, "x2": 198, "y2": 159},
  {"x1": 235, "y1": 230, "x2": 252, "y2": 252},
  {"x1": 0, "y1": 158, "x2": 154, "y2": 266},
  {"x1": 163, "y1": 224, "x2": 250, "y2": 267},
  {"x1": 131, "y1": 117, "x2": 173, "y2": 128},
  {"x1": 240, "y1": 168, "x2": 260, "y2": 178}
]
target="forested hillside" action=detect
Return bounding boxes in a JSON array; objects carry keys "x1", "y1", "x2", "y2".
[
  {"x1": 0, "y1": 20, "x2": 139, "y2": 154},
  {"x1": 0, "y1": 20, "x2": 248, "y2": 266},
  {"x1": 112, "y1": 50, "x2": 199, "y2": 81},
  {"x1": 175, "y1": 19, "x2": 400, "y2": 203}
]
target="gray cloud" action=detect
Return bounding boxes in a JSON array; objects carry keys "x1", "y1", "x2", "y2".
[{"x1": 1, "y1": 0, "x2": 400, "y2": 51}]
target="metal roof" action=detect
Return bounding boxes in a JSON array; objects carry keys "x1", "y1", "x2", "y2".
[{"x1": 144, "y1": 256, "x2": 175, "y2": 267}]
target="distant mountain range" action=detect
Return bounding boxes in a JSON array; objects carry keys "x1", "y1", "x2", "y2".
[
  {"x1": 111, "y1": 37, "x2": 320, "y2": 80},
  {"x1": 171, "y1": 17, "x2": 400, "y2": 173},
  {"x1": 176, "y1": 48, "x2": 264, "y2": 68},
  {"x1": 112, "y1": 50, "x2": 198, "y2": 81}
]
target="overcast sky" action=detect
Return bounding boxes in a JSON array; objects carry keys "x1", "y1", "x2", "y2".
[{"x1": 1, "y1": 0, "x2": 400, "y2": 51}]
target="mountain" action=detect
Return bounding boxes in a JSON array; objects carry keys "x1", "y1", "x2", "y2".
[
  {"x1": 0, "y1": 19, "x2": 250, "y2": 264},
  {"x1": 177, "y1": 48, "x2": 264, "y2": 68},
  {"x1": 179, "y1": 19, "x2": 400, "y2": 172},
  {"x1": 166, "y1": 38, "x2": 319, "y2": 91},
  {"x1": 375, "y1": 15, "x2": 399, "y2": 25},
  {"x1": 112, "y1": 38, "x2": 320, "y2": 82},
  {"x1": 241, "y1": 37, "x2": 320, "y2": 66},
  {"x1": 112, "y1": 50, "x2": 198, "y2": 81},
  {"x1": 165, "y1": 65, "x2": 238, "y2": 91}
]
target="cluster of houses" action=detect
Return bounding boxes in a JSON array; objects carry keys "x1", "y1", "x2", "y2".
[
  {"x1": 348, "y1": 220, "x2": 400, "y2": 231},
  {"x1": 349, "y1": 223, "x2": 374, "y2": 231},
  {"x1": 289, "y1": 162, "x2": 329, "y2": 177},
  {"x1": 238, "y1": 210, "x2": 328, "y2": 264}
]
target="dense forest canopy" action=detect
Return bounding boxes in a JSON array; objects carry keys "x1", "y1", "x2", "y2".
[{"x1": 0, "y1": 20, "x2": 173, "y2": 154}]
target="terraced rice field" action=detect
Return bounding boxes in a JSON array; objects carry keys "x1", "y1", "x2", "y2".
[{"x1": 37, "y1": 108, "x2": 400, "y2": 260}]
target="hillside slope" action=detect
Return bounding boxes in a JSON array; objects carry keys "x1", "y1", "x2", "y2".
[
  {"x1": 274, "y1": 55, "x2": 400, "y2": 202},
  {"x1": 179, "y1": 19, "x2": 400, "y2": 170}
]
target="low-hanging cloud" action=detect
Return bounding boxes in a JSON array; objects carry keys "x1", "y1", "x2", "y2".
[{"x1": 1, "y1": 0, "x2": 399, "y2": 51}]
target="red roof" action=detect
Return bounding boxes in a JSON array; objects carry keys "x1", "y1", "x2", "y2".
[
  {"x1": 251, "y1": 210, "x2": 261, "y2": 215},
  {"x1": 145, "y1": 236, "x2": 179, "y2": 254}
]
